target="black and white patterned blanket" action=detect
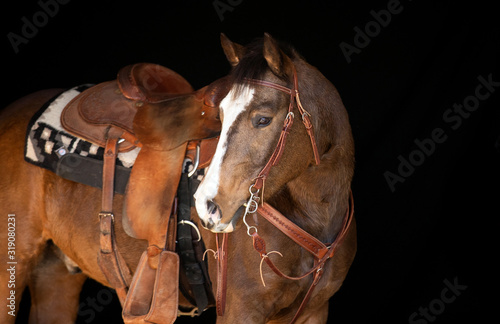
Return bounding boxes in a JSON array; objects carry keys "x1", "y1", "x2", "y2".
[{"x1": 24, "y1": 85, "x2": 140, "y2": 192}]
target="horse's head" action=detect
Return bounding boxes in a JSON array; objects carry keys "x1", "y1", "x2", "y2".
[{"x1": 195, "y1": 34, "x2": 325, "y2": 233}]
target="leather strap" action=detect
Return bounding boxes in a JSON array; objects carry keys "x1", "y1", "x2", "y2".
[
  {"x1": 251, "y1": 193, "x2": 354, "y2": 323},
  {"x1": 102, "y1": 137, "x2": 118, "y2": 212},
  {"x1": 255, "y1": 194, "x2": 353, "y2": 277},
  {"x1": 289, "y1": 265, "x2": 323, "y2": 324},
  {"x1": 97, "y1": 137, "x2": 132, "y2": 305},
  {"x1": 253, "y1": 111, "x2": 294, "y2": 192},
  {"x1": 215, "y1": 233, "x2": 228, "y2": 316},
  {"x1": 246, "y1": 64, "x2": 321, "y2": 194},
  {"x1": 257, "y1": 203, "x2": 329, "y2": 259}
]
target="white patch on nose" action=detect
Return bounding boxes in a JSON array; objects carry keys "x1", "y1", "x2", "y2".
[{"x1": 194, "y1": 86, "x2": 255, "y2": 227}]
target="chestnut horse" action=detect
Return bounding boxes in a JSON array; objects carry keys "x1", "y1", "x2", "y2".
[
  {"x1": 194, "y1": 34, "x2": 356, "y2": 323},
  {"x1": 0, "y1": 79, "x2": 220, "y2": 322},
  {"x1": 0, "y1": 33, "x2": 355, "y2": 324}
]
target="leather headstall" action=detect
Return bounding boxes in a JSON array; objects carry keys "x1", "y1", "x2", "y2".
[{"x1": 244, "y1": 64, "x2": 321, "y2": 196}]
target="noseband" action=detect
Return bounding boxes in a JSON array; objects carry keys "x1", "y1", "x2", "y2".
[{"x1": 245, "y1": 64, "x2": 321, "y2": 196}]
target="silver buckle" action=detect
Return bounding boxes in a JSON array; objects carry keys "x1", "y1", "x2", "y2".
[{"x1": 98, "y1": 212, "x2": 114, "y2": 221}]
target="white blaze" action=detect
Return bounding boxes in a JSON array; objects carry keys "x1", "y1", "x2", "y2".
[{"x1": 194, "y1": 86, "x2": 254, "y2": 225}]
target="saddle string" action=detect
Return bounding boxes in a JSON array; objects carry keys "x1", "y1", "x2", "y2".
[
  {"x1": 202, "y1": 249, "x2": 218, "y2": 261},
  {"x1": 259, "y1": 251, "x2": 283, "y2": 287}
]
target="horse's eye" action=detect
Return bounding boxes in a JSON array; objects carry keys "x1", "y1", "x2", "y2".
[{"x1": 253, "y1": 116, "x2": 272, "y2": 128}]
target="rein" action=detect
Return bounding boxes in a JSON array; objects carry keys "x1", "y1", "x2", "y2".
[
  {"x1": 214, "y1": 196, "x2": 353, "y2": 323},
  {"x1": 212, "y1": 64, "x2": 353, "y2": 323}
]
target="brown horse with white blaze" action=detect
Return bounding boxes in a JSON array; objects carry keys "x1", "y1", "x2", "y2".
[
  {"x1": 194, "y1": 34, "x2": 356, "y2": 323},
  {"x1": 0, "y1": 32, "x2": 355, "y2": 324}
]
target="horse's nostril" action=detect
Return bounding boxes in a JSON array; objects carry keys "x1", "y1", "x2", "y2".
[
  {"x1": 206, "y1": 200, "x2": 221, "y2": 219},
  {"x1": 207, "y1": 200, "x2": 217, "y2": 215}
]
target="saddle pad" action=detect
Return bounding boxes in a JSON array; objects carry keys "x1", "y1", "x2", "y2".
[{"x1": 24, "y1": 85, "x2": 141, "y2": 193}]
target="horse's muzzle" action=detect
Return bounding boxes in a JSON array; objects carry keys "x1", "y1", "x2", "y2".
[
  {"x1": 198, "y1": 200, "x2": 227, "y2": 232},
  {"x1": 197, "y1": 200, "x2": 245, "y2": 233},
  {"x1": 199, "y1": 200, "x2": 221, "y2": 228}
]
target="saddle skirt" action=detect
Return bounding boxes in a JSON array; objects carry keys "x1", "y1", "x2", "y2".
[
  {"x1": 24, "y1": 85, "x2": 140, "y2": 194},
  {"x1": 24, "y1": 63, "x2": 221, "y2": 194}
]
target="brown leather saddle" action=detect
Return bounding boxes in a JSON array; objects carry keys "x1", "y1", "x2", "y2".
[{"x1": 60, "y1": 63, "x2": 224, "y2": 323}]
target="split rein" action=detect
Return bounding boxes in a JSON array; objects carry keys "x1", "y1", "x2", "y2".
[{"x1": 206, "y1": 65, "x2": 354, "y2": 323}]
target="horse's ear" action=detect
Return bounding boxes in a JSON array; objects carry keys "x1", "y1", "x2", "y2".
[
  {"x1": 220, "y1": 33, "x2": 245, "y2": 67},
  {"x1": 263, "y1": 33, "x2": 293, "y2": 79}
]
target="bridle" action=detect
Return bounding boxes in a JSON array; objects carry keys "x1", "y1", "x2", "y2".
[
  {"x1": 245, "y1": 64, "x2": 321, "y2": 196},
  {"x1": 239, "y1": 63, "x2": 322, "y2": 226},
  {"x1": 212, "y1": 63, "x2": 354, "y2": 324}
]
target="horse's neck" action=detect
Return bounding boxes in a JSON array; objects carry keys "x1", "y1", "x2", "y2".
[
  {"x1": 265, "y1": 59, "x2": 353, "y2": 242},
  {"x1": 270, "y1": 152, "x2": 352, "y2": 243}
]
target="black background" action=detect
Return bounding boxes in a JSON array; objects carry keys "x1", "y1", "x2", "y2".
[{"x1": 3, "y1": 1, "x2": 498, "y2": 323}]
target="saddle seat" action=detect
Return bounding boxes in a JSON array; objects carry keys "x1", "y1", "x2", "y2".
[
  {"x1": 61, "y1": 63, "x2": 194, "y2": 152},
  {"x1": 118, "y1": 63, "x2": 194, "y2": 102}
]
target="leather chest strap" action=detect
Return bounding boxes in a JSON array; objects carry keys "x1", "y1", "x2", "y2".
[
  {"x1": 251, "y1": 195, "x2": 353, "y2": 324},
  {"x1": 257, "y1": 203, "x2": 329, "y2": 259}
]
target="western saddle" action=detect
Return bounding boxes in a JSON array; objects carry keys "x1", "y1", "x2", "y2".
[{"x1": 61, "y1": 63, "x2": 223, "y2": 323}]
